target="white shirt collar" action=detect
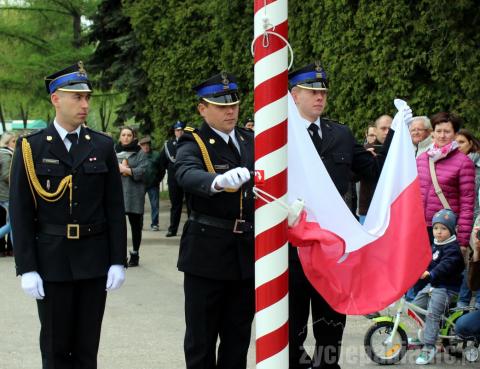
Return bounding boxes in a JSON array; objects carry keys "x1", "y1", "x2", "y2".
[
  {"x1": 210, "y1": 126, "x2": 240, "y2": 150},
  {"x1": 54, "y1": 120, "x2": 82, "y2": 150},
  {"x1": 304, "y1": 117, "x2": 322, "y2": 138}
]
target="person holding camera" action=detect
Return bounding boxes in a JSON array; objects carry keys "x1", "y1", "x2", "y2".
[{"x1": 358, "y1": 116, "x2": 392, "y2": 225}]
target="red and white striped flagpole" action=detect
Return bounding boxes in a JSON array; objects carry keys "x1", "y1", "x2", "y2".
[{"x1": 253, "y1": 0, "x2": 289, "y2": 367}]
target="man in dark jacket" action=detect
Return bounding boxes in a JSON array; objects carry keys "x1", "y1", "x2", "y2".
[
  {"x1": 159, "y1": 121, "x2": 186, "y2": 237},
  {"x1": 288, "y1": 62, "x2": 403, "y2": 369},
  {"x1": 175, "y1": 72, "x2": 255, "y2": 369},
  {"x1": 139, "y1": 136, "x2": 163, "y2": 231},
  {"x1": 9, "y1": 62, "x2": 127, "y2": 369}
]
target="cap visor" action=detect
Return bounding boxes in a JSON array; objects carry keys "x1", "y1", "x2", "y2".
[
  {"x1": 296, "y1": 82, "x2": 328, "y2": 91},
  {"x1": 202, "y1": 92, "x2": 240, "y2": 106},
  {"x1": 57, "y1": 83, "x2": 92, "y2": 93}
]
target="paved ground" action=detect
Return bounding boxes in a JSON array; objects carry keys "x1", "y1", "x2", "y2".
[{"x1": 0, "y1": 199, "x2": 475, "y2": 368}]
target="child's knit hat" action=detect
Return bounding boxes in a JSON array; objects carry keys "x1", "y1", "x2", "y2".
[{"x1": 432, "y1": 209, "x2": 457, "y2": 235}]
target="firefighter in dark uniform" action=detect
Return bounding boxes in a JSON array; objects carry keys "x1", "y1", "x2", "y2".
[
  {"x1": 9, "y1": 62, "x2": 127, "y2": 369},
  {"x1": 175, "y1": 72, "x2": 255, "y2": 369},
  {"x1": 159, "y1": 120, "x2": 187, "y2": 237},
  {"x1": 287, "y1": 62, "x2": 407, "y2": 369}
]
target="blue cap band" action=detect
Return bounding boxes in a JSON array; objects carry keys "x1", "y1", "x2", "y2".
[
  {"x1": 289, "y1": 71, "x2": 326, "y2": 86},
  {"x1": 49, "y1": 72, "x2": 89, "y2": 94},
  {"x1": 196, "y1": 83, "x2": 238, "y2": 98}
]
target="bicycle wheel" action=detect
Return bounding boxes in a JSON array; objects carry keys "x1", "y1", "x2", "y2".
[{"x1": 364, "y1": 321, "x2": 408, "y2": 365}]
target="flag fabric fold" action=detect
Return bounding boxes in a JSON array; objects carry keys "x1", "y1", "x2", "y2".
[{"x1": 287, "y1": 95, "x2": 431, "y2": 314}]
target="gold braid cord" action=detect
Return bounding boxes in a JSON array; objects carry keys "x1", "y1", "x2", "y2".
[
  {"x1": 190, "y1": 131, "x2": 238, "y2": 193},
  {"x1": 22, "y1": 138, "x2": 73, "y2": 209}
]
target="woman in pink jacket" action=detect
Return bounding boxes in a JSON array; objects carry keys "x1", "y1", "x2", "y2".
[{"x1": 417, "y1": 112, "x2": 475, "y2": 248}]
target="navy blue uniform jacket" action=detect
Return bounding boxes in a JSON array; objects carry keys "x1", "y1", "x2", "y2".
[{"x1": 9, "y1": 124, "x2": 127, "y2": 281}]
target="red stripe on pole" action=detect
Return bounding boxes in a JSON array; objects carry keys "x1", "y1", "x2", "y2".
[
  {"x1": 255, "y1": 219, "x2": 288, "y2": 260},
  {"x1": 254, "y1": 0, "x2": 277, "y2": 14},
  {"x1": 255, "y1": 170, "x2": 288, "y2": 211},
  {"x1": 255, "y1": 121, "x2": 287, "y2": 161},
  {"x1": 256, "y1": 271, "x2": 288, "y2": 310},
  {"x1": 256, "y1": 322, "x2": 289, "y2": 363},
  {"x1": 254, "y1": 22, "x2": 288, "y2": 62},
  {"x1": 254, "y1": 71, "x2": 288, "y2": 113}
]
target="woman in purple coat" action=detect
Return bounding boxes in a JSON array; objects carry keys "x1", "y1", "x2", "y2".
[{"x1": 416, "y1": 112, "x2": 475, "y2": 248}]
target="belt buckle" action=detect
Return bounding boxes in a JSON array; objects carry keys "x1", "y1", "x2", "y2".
[
  {"x1": 233, "y1": 219, "x2": 245, "y2": 234},
  {"x1": 67, "y1": 224, "x2": 80, "y2": 239}
]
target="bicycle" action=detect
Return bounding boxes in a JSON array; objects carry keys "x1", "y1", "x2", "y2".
[{"x1": 363, "y1": 295, "x2": 479, "y2": 364}]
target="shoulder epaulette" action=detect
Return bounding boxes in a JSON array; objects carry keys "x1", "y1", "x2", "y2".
[
  {"x1": 184, "y1": 126, "x2": 198, "y2": 133},
  {"x1": 21, "y1": 129, "x2": 43, "y2": 139},
  {"x1": 323, "y1": 117, "x2": 343, "y2": 125},
  {"x1": 86, "y1": 127, "x2": 112, "y2": 138}
]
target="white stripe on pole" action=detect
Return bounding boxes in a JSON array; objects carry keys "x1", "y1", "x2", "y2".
[{"x1": 255, "y1": 243, "x2": 289, "y2": 288}]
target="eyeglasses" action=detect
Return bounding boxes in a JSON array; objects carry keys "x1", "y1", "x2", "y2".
[{"x1": 410, "y1": 128, "x2": 426, "y2": 133}]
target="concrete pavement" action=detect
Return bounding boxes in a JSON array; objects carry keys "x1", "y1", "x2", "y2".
[{"x1": 0, "y1": 199, "x2": 473, "y2": 368}]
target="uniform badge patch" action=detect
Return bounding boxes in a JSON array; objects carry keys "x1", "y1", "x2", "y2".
[
  {"x1": 42, "y1": 158, "x2": 60, "y2": 164},
  {"x1": 214, "y1": 164, "x2": 229, "y2": 170}
]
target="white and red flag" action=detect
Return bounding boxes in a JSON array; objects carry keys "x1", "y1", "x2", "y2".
[{"x1": 287, "y1": 95, "x2": 431, "y2": 315}]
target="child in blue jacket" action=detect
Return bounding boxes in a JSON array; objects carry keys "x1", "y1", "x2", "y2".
[{"x1": 414, "y1": 209, "x2": 465, "y2": 365}]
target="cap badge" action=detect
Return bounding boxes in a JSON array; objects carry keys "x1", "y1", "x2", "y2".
[
  {"x1": 77, "y1": 61, "x2": 86, "y2": 75},
  {"x1": 221, "y1": 72, "x2": 230, "y2": 90},
  {"x1": 315, "y1": 60, "x2": 324, "y2": 79},
  {"x1": 209, "y1": 138, "x2": 216, "y2": 144},
  {"x1": 46, "y1": 136, "x2": 53, "y2": 142}
]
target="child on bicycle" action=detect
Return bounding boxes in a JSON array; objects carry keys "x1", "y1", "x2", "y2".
[{"x1": 413, "y1": 208, "x2": 465, "y2": 365}]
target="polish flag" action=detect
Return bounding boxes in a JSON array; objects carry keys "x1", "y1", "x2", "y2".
[{"x1": 287, "y1": 95, "x2": 431, "y2": 314}]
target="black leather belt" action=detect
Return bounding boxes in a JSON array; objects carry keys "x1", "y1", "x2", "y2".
[
  {"x1": 189, "y1": 211, "x2": 253, "y2": 233},
  {"x1": 39, "y1": 222, "x2": 106, "y2": 239}
]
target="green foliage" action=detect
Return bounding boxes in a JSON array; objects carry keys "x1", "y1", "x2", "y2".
[
  {"x1": 88, "y1": 0, "x2": 150, "y2": 132},
  {"x1": 121, "y1": 0, "x2": 479, "y2": 140},
  {"x1": 0, "y1": 0, "x2": 98, "y2": 124}
]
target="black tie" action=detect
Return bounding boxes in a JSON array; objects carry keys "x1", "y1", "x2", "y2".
[
  {"x1": 308, "y1": 123, "x2": 322, "y2": 156},
  {"x1": 66, "y1": 133, "x2": 78, "y2": 152},
  {"x1": 228, "y1": 137, "x2": 241, "y2": 162}
]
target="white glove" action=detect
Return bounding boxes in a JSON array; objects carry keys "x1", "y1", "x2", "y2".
[
  {"x1": 21, "y1": 271, "x2": 45, "y2": 300},
  {"x1": 288, "y1": 199, "x2": 305, "y2": 227},
  {"x1": 106, "y1": 265, "x2": 126, "y2": 291},
  {"x1": 213, "y1": 167, "x2": 251, "y2": 191},
  {"x1": 403, "y1": 106, "x2": 413, "y2": 126},
  {"x1": 393, "y1": 99, "x2": 413, "y2": 130}
]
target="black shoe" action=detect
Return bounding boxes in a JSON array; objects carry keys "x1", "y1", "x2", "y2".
[
  {"x1": 128, "y1": 252, "x2": 139, "y2": 267},
  {"x1": 166, "y1": 231, "x2": 177, "y2": 237}
]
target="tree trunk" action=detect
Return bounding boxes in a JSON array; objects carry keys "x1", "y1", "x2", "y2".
[
  {"x1": 73, "y1": 12, "x2": 82, "y2": 48},
  {"x1": 0, "y1": 103, "x2": 6, "y2": 133},
  {"x1": 19, "y1": 104, "x2": 28, "y2": 129}
]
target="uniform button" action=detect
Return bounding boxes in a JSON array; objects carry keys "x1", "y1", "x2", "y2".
[
  {"x1": 73, "y1": 219, "x2": 78, "y2": 223},
  {"x1": 321, "y1": 156, "x2": 325, "y2": 160},
  {"x1": 74, "y1": 186, "x2": 78, "y2": 190},
  {"x1": 74, "y1": 202, "x2": 79, "y2": 207}
]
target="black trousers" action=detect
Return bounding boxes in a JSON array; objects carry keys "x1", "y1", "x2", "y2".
[
  {"x1": 183, "y1": 273, "x2": 254, "y2": 369},
  {"x1": 36, "y1": 277, "x2": 107, "y2": 369},
  {"x1": 126, "y1": 212, "x2": 143, "y2": 252},
  {"x1": 289, "y1": 254, "x2": 346, "y2": 369},
  {"x1": 168, "y1": 180, "x2": 184, "y2": 234}
]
